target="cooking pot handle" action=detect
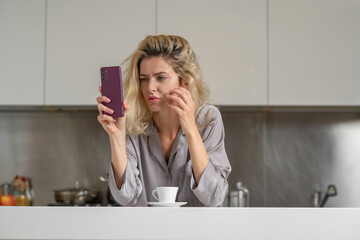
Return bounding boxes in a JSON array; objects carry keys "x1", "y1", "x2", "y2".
[{"x1": 99, "y1": 175, "x2": 109, "y2": 183}]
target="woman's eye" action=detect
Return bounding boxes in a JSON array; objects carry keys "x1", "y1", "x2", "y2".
[
  {"x1": 140, "y1": 78, "x2": 148, "y2": 82},
  {"x1": 158, "y1": 76, "x2": 166, "y2": 81}
]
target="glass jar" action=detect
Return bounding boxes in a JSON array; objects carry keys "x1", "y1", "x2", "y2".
[
  {"x1": 0, "y1": 182, "x2": 16, "y2": 206},
  {"x1": 12, "y1": 176, "x2": 35, "y2": 206},
  {"x1": 229, "y1": 181, "x2": 250, "y2": 207},
  {"x1": 14, "y1": 189, "x2": 30, "y2": 206}
]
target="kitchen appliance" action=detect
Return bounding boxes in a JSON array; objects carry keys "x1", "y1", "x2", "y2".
[
  {"x1": 54, "y1": 181, "x2": 100, "y2": 205},
  {"x1": 229, "y1": 181, "x2": 250, "y2": 207}
]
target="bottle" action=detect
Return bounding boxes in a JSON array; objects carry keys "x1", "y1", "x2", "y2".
[{"x1": 229, "y1": 181, "x2": 250, "y2": 207}]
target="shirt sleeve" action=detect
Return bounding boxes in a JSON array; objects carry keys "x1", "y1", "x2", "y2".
[
  {"x1": 190, "y1": 105, "x2": 232, "y2": 207},
  {"x1": 108, "y1": 134, "x2": 143, "y2": 206}
]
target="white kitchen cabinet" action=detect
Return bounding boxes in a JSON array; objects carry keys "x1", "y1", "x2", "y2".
[
  {"x1": 269, "y1": 0, "x2": 360, "y2": 106},
  {"x1": 46, "y1": 0, "x2": 156, "y2": 105},
  {"x1": 157, "y1": 0, "x2": 267, "y2": 106},
  {"x1": 0, "y1": 0, "x2": 45, "y2": 105}
]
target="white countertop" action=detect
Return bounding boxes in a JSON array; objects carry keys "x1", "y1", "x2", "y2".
[{"x1": 0, "y1": 207, "x2": 359, "y2": 240}]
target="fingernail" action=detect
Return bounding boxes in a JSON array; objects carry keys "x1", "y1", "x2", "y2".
[
  {"x1": 107, "y1": 98, "x2": 111, "y2": 102},
  {"x1": 110, "y1": 110, "x2": 114, "y2": 113}
]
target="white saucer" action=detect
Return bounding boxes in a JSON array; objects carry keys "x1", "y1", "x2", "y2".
[{"x1": 147, "y1": 202, "x2": 187, "y2": 207}]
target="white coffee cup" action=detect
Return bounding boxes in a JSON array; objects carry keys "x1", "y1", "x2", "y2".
[{"x1": 152, "y1": 186, "x2": 178, "y2": 202}]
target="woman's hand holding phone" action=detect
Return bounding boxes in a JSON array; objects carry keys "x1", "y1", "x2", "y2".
[
  {"x1": 97, "y1": 86, "x2": 129, "y2": 136},
  {"x1": 97, "y1": 86, "x2": 129, "y2": 190}
]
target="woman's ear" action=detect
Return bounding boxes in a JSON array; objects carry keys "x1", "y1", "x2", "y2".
[{"x1": 180, "y1": 78, "x2": 189, "y2": 89}]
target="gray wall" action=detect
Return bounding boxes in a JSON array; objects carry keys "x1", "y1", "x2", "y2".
[{"x1": 1, "y1": 109, "x2": 360, "y2": 207}]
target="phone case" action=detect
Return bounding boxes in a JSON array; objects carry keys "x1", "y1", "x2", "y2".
[{"x1": 100, "y1": 66, "x2": 124, "y2": 117}]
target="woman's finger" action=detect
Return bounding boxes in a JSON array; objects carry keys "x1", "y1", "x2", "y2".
[
  {"x1": 96, "y1": 96, "x2": 111, "y2": 104},
  {"x1": 98, "y1": 86, "x2": 103, "y2": 96},
  {"x1": 96, "y1": 97, "x2": 111, "y2": 116},
  {"x1": 176, "y1": 87, "x2": 195, "y2": 112},
  {"x1": 97, "y1": 101, "x2": 102, "y2": 115},
  {"x1": 98, "y1": 114, "x2": 117, "y2": 123},
  {"x1": 166, "y1": 94, "x2": 187, "y2": 110},
  {"x1": 104, "y1": 115, "x2": 117, "y2": 123},
  {"x1": 122, "y1": 99, "x2": 130, "y2": 115},
  {"x1": 178, "y1": 87, "x2": 193, "y2": 103},
  {"x1": 183, "y1": 87, "x2": 192, "y2": 101},
  {"x1": 167, "y1": 103, "x2": 183, "y2": 116},
  {"x1": 97, "y1": 103, "x2": 114, "y2": 115},
  {"x1": 169, "y1": 88, "x2": 189, "y2": 105},
  {"x1": 123, "y1": 99, "x2": 129, "y2": 111}
]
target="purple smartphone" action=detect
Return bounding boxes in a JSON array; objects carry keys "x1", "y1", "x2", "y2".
[{"x1": 100, "y1": 66, "x2": 124, "y2": 117}]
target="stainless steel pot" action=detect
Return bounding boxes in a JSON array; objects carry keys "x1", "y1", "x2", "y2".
[{"x1": 54, "y1": 181, "x2": 99, "y2": 204}]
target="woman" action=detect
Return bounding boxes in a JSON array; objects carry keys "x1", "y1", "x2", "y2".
[{"x1": 96, "y1": 35, "x2": 231, "y2": 207}]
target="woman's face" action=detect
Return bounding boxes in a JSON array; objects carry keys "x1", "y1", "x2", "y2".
[{"x1": 139, "y1": 56, "x2": 181, "y2": 112}]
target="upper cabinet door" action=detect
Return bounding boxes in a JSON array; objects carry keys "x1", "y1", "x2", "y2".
[
  {"x1": 269, "y1": 0, "x2": 360, "y2": 106},
  {"x1": 157, "y1": 0, "x2": 267, "y2": 106},
  {"x1": 46, "y1": 0, "x2": 156, "y2": 105},
  {"x1": 0, "y1": 0, "x2": 45, "y2": 105}
]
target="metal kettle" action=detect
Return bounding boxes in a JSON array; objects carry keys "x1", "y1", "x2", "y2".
[{"x1": 229, "y1": 181, "x2": 250, "y2": 207}]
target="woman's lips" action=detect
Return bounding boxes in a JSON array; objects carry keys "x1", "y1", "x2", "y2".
[{"x1": 148, "y1": 96, "x2": 160, "y2": 103}]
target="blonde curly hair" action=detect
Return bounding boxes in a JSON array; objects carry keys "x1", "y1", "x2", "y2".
[{"x1": 122, "y1": 35, "x2": 209, "y2": 135}]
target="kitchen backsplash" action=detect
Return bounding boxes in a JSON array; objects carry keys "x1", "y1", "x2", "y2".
[{"x1": 0, "y1": 108, "x2": 359, "y2": 207}]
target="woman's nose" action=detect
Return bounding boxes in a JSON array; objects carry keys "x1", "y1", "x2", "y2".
[{"x1": 147, "y1": 78, "x2": 157, "y2": 92}]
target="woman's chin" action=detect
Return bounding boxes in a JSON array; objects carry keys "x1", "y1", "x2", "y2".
[
  {"x1": 148, "y1": 105, "x2": 161, "y2": 113},
  {"x1": 148, "y1": 104, "x2": 172, "y2": 114}
]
